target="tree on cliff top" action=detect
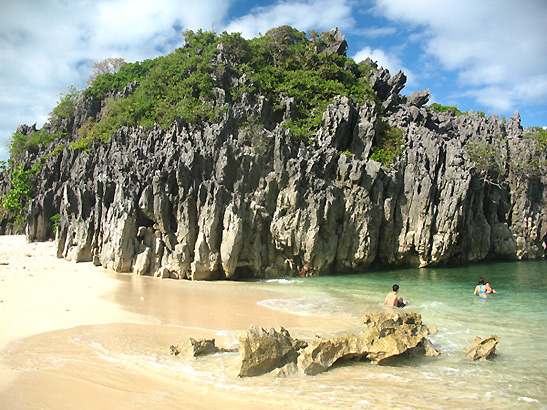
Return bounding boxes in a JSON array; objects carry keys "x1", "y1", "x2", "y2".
[{"x1": 86, "y1": 57, "x2": 127, "y2": 86}]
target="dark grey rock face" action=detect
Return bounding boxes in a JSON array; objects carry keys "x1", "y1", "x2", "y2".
[{"x1": 5, "y1": 62, "x2": 546, "y2": 280}]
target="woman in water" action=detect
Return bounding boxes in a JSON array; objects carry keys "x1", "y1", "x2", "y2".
[{"x1": 474, "y1": 277, "x2": 498, "y2": 299}]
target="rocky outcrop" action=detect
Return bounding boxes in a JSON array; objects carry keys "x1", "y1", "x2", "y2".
[
  {"x1": 2, "y1": 32, "x2": 546, "y2": 279},
  {"x1": 297, "y1": 312, "x2": 439, "y2": 375},
  {"x1": 467, "y1": 335, "x2": 499, "y2": 360},
  {"x1": 237, "y1": 325, "x2": 306, "y2": 377},
  {"x1": 234, "y1": 313, "x2": 439, "y2": 377}
]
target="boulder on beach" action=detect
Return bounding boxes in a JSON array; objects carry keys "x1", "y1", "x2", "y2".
[
  {"x1": 297, "y1": 333, "x2": 365, "y2": 375},
  {"x1": 180, "y1": 313, "x2": 440, "y2": 377},
  {"x1": 298, "y1": 312, "x2": 440, "y2": 375},
  {"x1": 467, "y1": 335, "x2": 500, "y2": 360},
  {"x1": 296, "y1": 312, "x2": 440, "y2": 376},
  {"x1": 237, "y1": 325, "x2": 307, "y2": 377},
  {"x1": 360, "y1": 312, "x2": 439, "y2": 363}
]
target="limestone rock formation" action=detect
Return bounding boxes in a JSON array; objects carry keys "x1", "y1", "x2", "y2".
[
  {"x1": 1, "y1": 29, "x2": 545, "y2": 279},
  {"x1": 297, "y1": 312, "x2": 440, "y2": 375},
  {"x1": 297, "y1": 333, "x2": 365, "y2": 375},
  {"x1": 237, "y1": 325, "x2": 306, "y2": 377},
  {"x1": 237, "y1": 313, "x2": 439, "y2": 377},
  {"x1": 467, "y1": 335, "x2": 500, "y2": 360},
  {"x1": 360, "y1": 312, "x2": 439, "y2": 363}
]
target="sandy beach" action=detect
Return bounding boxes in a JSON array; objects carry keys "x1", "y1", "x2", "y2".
[{"x1": 0, "y1": 236, "x2": 357, "y2": 410}]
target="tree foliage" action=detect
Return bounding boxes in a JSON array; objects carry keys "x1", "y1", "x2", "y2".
[
  {"x1": 49, "y1": 85, "x2": 81, "y2": 125},
  {"x1": 369, "y1": 120, "x2": 405, "y2": 167},
  {"x1": 77, "y1": 27, "x2": 377, "y2": 146},
  {"x1": 429, "y1": 103, "x2": 464, "y2": 116},
  {"x1": 510, "y1": 127, "x2": 547, "y2": 178},
  {"x1": 466, "y1": 127, "x2": 547, "y2": 185},
  {"x1": 86, "y1": 57, "x2": 127, "y2": 86},
  {"x1": 1, "y1": 163, "x2": 40, "y2": 228},
  {"x1": 466, "y1": 133, "x2": 508, "y2": 187}
]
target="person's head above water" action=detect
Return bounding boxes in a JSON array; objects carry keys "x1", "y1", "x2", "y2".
[
  {"x1": 392, "y1": 284, "x2": 399, "y2": 292},
  {"x1": 478, "y1": 278, "x2": 485, "y2": 285}
]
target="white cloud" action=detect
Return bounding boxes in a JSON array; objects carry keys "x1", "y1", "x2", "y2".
[
  {"x1": 0, "y1": 0, "x2": 232, "y2": 160},
  {"x1": 356, "y1": 26, "x2": 397, "y2": 38},
  {"x1": 223, "y1": 0, "x2": 355, "y2": 38},
  {"x1": 373, "y1": 0, "x2": 547, "y2": 113}
]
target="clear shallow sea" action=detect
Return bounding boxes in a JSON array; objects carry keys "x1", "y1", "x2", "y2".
[{"x1": 247, "y1": 260, "x2": 547, "y2": 409}]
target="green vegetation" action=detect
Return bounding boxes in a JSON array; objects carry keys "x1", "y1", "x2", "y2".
[
  {"x1": 8, "y1": 26, "x2": 381, "y2": 155},
  {"x1": 49, "y1": 85, "x2": 81, "y2": 125},
  {"x1": 51, "y1": 213, "x2": 61, "y2": 236},
  {"x1": 1, "y1": 163, "x2": 40, "y2": 227},
  {"x1": 429, "y1": 104, "x2": 488, "y2": 119},
  {"x1": 466, "y1": 126, "x2": 547, "y2": 185},
  {"x1": 8, "y1": 130, "x2": 67, "y2": 161},
  {"x1": 77, "y1": 26, "x2": 378, "y2": 146},
  {"x1": 466, "y1": 133, "x2": 507, "y2": 186},
  {"x1": 511, "y1": 127, "x2": 547, "y2": 178},
  {"x1": 369, "y1": 120, "x2": 405, "y2": 167},
  {"x1": 429, "y1": 103, "x2": 464, "y2": 116}
]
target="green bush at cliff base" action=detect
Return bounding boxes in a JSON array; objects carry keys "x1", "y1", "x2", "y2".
[
  {"x1": 1, "y1": 163, "x2": 40, "y2": 228},
  {"x1": 370, "y1": 120, "x2": 405, "y2": 167},
  {"x1": 51, "y1": 213, "x2": 61, "y2": 236}
]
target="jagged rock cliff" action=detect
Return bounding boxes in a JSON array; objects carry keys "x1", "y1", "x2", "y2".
[{"x1": 2, "y1": 31, "x2": 546, "y2": 280}]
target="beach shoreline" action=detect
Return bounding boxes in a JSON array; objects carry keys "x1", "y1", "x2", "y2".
[
  {"x1": 3, "y1": 236, "x2": 544, "y2": 409},
  {"x1": 0, "y1": 236, "x2": 353, "y2": 409}
]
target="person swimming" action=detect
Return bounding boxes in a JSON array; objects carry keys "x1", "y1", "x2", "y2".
[
  {"x1": 474, "y1": 277, "x2": 497, "y2": 299},
  {"x1": 384, "y1": 284, "x2": 408, "y2": 307}
]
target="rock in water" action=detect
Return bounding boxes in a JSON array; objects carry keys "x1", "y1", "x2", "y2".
[
  {"x1": 237, "y1": 325, "x2": 306, "y2": 377},
  {"x1": 170, "y1": 338, "x2": 219, "y2": 357},
  {"x1": 361, "y1": 312, "x2": 437, "y2": 363},
  {"x1": 468, "y1": 335, "x2": 500, "y2": 360},
  {"x1": 297, "y1": 312, "x2": 440, "y2": 375},
  {"x1": 297, "y1": 333, "x2": 365, "y2": 375}
]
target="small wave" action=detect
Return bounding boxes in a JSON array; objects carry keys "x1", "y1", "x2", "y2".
[
  {"x1": 518, "y1": 397, "x2": 539, "y2": 403},
  {"x1": 258, "y1": 297, "x2": 343, "y2": 316},
  {"x1": 419, "y1": 301, "x2": 444, "y2": 308},
  {"x1": 259, "y1": 278, "x2": 303, "y2": 284}
]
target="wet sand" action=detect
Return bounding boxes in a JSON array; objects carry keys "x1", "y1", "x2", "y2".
[{"x1": 0, "y1": 236, "x2": 357, "y2": 409}]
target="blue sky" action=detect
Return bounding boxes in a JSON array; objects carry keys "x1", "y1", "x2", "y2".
[{"x1": 1, "y1": 0, "x2": 546, "y2": 161}]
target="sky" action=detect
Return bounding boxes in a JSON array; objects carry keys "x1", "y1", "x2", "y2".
[{"x1": 1, "y1": 0, "x2": 546, "y2": 161}]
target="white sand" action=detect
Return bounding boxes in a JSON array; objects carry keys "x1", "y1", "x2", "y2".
[{"x1": 0, "y1": 236, "x2": 348, "y2": 409}]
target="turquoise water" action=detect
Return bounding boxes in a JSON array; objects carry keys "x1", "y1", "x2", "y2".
[{"x1": 252, "y1": 260, "x2": 547, "y2": 409}]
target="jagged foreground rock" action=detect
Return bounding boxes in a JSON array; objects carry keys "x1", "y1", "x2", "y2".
[
  {"x1": 236, "y1": 312, "x2": 439, "y2": 377},
  {"x1": 5, "y1": 32, "x2": 546, "y2": 279},
  {"x1": 467, "y1": 334, "x2": 500, "y2": 361}
]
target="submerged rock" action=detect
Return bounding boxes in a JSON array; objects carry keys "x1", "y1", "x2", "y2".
[
  {"x1": 467, "y1": 335, "x2": 500, "y2": 360},
  {"x1": 170, "y1": 338, "x2": 220, "y2": 357}
]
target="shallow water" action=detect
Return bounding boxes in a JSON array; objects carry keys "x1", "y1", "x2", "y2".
[
  {"x1": 3, "y1": 260, "x2": 546, "y2": 409},
  {"x1": 251, "y1": 260, "x2": 547, "y2": 409}
]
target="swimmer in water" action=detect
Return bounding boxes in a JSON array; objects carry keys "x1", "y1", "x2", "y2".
[
  {"x1": 474, "y1": 277, "x2": 497, "y2": 299},
  {"x1": 385, "y1": 284, "x2": 407, "y2": 307}
]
